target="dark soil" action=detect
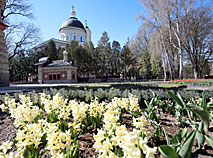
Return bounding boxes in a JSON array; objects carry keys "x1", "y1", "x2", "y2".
[
  {"x1": 0, "y1": 109, "x2": 212, "y2": 157},
  {"x1": 0, "y1": 110, "x2": 16, "y2": 143}
]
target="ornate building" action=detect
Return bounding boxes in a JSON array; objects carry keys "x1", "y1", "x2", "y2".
[
  {"x1": 34, "y1": 6, "x2": 91, "y2": 50},
  {"x1": 35, "y1": 51, "x2": 77, "y2": 83},
  {"x1": 34, "y1": 6, "x2": 93, "y2": 83},
  {"x1": 0, "y1": 0, "x2": 9, "y2": 86}
]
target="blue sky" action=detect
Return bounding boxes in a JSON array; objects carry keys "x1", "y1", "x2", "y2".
[{"x1": 30, "y1": 0, "x2": 144, "y2": 47}]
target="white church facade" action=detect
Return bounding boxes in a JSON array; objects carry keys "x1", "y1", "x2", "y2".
[
  {"x1": 33, "y1": 6, "x2": 91, "y2": 50},
  {"x1": 34, "y1": 7, "x2": 91, "y2": 83}
]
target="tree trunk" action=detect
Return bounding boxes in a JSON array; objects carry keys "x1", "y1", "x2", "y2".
[
  {"x1": 162, "y1": 54, "x2": 167, "y2": 81},
  {"x1": 166, "y1": 51, "x2": 173, "y2": 80},
  {"x1": 193, "y1": 69, "x2": 198, "y2": 79},
  {"x1": 193, "y1": 66, "x2": 201, "y2": 79},
  {"x1": 177, "y1": 43, "x2": 183, "y2": 79},
  {"x1": 179, "y1": 51, "x2": 183, "y2": 79}
]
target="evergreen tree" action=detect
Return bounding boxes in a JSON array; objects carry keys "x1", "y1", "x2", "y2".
[
  {"x1": 66, "y1": 41, "x2": 79, "y2": 61},
  {"x1": 96, "y1": 31, "x2": 112, "y2": 77},
  {"x1": 44, "y1": 40, "x2": 58, "y2": 60},
  {"x1": 67, "y1": 44, "x2": 92, "y2": 77},
  {"x1": 86, "y1": 42, "x2": 97, "y2": 75},
  {"x1": 9, "y1": 50, "x2": 37, "y2": 81},
  {"x1": 111, "y1": 41, "x2": 121, "y2": 77},
  {"x1": 121, "y1": 44, "x2": 135, "y2": 80},
  {"x1": 139, "y1": 52, "x2": 151, "y2": 79},
  {"x1": 151, "y1": 54, "x2": 163, "y2": 79}
]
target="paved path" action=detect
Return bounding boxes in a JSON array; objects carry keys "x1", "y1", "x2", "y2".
[{"x1": 0, "y1": 83, "x2": 80, "y2": 94}]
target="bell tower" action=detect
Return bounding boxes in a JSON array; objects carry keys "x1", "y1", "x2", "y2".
[{"x1": 85, "y1": 20, "x2": 91, "y2": 43}]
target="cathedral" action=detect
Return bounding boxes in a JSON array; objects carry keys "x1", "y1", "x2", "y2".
[
  {"x1": 35, "y1": 7, "x2": 91, "y2": 83},
  {"x1": 34, "y1": 6, "x2": 91, "y2": 50}
]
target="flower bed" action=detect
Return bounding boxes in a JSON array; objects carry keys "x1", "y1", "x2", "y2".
[
  {"x1": 171, "y1": 79, "x2": 213, "y2": 86},
  {"x1": 0, "y1": 88, "x2": 212, "y2": 157}
]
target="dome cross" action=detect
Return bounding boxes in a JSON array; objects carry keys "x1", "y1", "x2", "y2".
[{"x1": 71, "y1": 6, "x2": 76, "y2": 17}]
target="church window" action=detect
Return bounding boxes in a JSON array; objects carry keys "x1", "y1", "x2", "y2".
[
  {"x1": 66, "y1": 32, "x2": 70, "y2": 41},
  {"x1": 53, "y1": 74, "x2": 56, "y2": 80},
  {"x1": 61, "y1": 34, "x2": 65, "y2": 41},
  {"x1": 73, "y1": 32, "x2": 77, "y2": 41},
  {"x1": 80, "y1": 34, "x2": 83, "y2": 42},
  {"x1": 49, "y1": 74, "x2": 52, "y2": 80},
  {"x1": 57, "y1": 74, "x2": 61, "y2": 80}
]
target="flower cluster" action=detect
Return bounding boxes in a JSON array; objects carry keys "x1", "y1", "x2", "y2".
[
  {"x1": 1, "y1": 88, "x2": 211, "y2": 157},
  {"x1": 1, "y1": 94, "x2": 41, "y2": 128},
  {"x1": 93, "y1": 95, "x2": 156, "y2": 158},
  {"x1": 172, "y1": 79, "x2": 213, "y2": 82},
  {"x1": 45, "y1": 123, "x2": 72, "y2": 157},
  {"x1": 0, "y1": 91, "x2": 153, "y2": 157},
  {"x1": 0, "y1": 141, "x2": 13, "y2": 157}
]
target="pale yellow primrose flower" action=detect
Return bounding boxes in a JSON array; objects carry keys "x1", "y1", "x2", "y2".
[
  {"x1": 0, "y1": 141, "x2": 13, "y2": 154},
  {"x1": 69, "y1": 100, "x2": 87, "y2": 122},
  {"x1": 133, "y1": 115, "x2": 148, "y2": 134},
  {"x1": 45, "y1": 123, "x2": 72, "y2": 157},
  {"x1": 16, "y1": 123, "x2": 44, "y2": 150}
]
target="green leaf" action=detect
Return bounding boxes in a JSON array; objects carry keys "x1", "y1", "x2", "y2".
[
  {"x1": 175, "y1": 128, "x2": 188, "y2": 143},
  {"x1": 163, "y1": 128, "x2": 171, "y2": 145},
  {"x1": 204, "y1": 135, "x2": 213, "y2": 147},
  {"x1": 196, "y1": 122, "x2": 205, "y2": 147},
  {"x1": 150, "y1": 89, "x2": 155, "y2": 97},
  {"x1": 188, "y1": 120, "x2": 197, "y2": 129},
  {"x1": 177, "y1": 93, "x2": 186, "y2": 108},
  {"x1": 189, "y1": 105, "x2": 210, "y2": 132},
  {"x1": 171, "y1": 135, "x2": 179, "y2": 145},
  {"x1": 201, "y1": 91, "x2": 207, "y2": 111},
  {"x1": 150, "y1": 98, "x2": 154, "y2": 106},
  {"x1": 178, "y1": 130, "x2": 196, "y2": 158},
  {"x1": 159, "y1": 145, "x2": 178, "y2": 158},
  {"x1": 168, "y1": 91, "x2": 185, "y2": 108}
]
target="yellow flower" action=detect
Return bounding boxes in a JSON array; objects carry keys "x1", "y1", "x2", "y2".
[{"x1": 0, "y1": 141, "x2": 13, "y2": 154}]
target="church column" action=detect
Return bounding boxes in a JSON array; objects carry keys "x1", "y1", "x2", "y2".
[
  {"x1": 0, "y1": 0, "x2": 10, "y2": 86},
  {"x1": 38, "y1": 66, "x2": 43, "y2": 84}
]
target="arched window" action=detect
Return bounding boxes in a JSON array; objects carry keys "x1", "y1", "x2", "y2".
[
  {"x1": 85, "y1": 35, "x2": 87, "y2": 42},
  {"x1": 80, "y1": 34, "x2": 83, "y2": 42},
  {"x1": 73, "y1": 32, "x2": 77, "y2": 41},
  {"x1": 66, "y1": 32, "x2": 70, "y2": 41},
  {"x1": 61, "y1": 34, "x2": 65, "y2": 41}
]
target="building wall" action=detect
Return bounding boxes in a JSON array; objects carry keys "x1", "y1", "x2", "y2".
[
  {"x1": 0, "y1": 0, "x2": 9, "y2": 86},
  {"x1": 38, "y1": 66, "x2": 43, "y2": 83},
  {"x1": 59, "y1": 26, "x2": 86, "y2": 44},
  {"x1": 54, "y1": 41, "x2": 67, "y2": 48},
  {"x1": 39, "y1": 66, "x2": 77, "y2": 83},
  {"x1": 43, "y1": 71, "x2": 67, "y2": 80},
  {"x1": 85, "y1": 27, "x2": 91, "y2": 44}
]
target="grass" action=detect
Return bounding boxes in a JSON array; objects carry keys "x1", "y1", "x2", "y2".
[{"x1": 75, "y1": 81, "x2": 205, "y2": 91}]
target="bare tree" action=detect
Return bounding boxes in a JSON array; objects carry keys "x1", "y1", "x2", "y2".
[
  {"x1": 182, "y1": 6, "x2": 212, "y2": 78},
  {"x1": 138, "y1": 0, "x2": 177, "y2": 80},
  {"x1": 137, "y1": 0, "x2": 213, "y2": 80},
  {"x1": 1, "y1": 0, "x2": 33, "y2": 21},
  {"x1": 1, "y1": 0, "x2": 41, "y2": 60},
  {"x1": 163, "y1": 0, "x2": 194, "y2": 79},
  {"x1": 8, "y1": 24, "x2": 40, "y2": 60},
  {"x1": 130, "y1": 23, "x2": 152, "y2": 61}
]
